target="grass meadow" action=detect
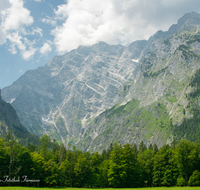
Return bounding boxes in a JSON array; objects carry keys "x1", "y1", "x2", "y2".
[{"x1": 1, "y1": 187, "x2": 200, "y2": 190}]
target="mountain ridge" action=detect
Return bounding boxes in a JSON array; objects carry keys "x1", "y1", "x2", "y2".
[
  {"x1": 0, "y1": 94, "x2": 40, "y2": 145},
  {"x1": 2, "y1": 12, "x2": 200, "y2": 151}
]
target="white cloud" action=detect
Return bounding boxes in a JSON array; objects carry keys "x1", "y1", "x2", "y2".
[
  {"x1": 40, "y1": 42, "x2": 52, "y2": 54},
  {"x1": 50, "y1": 0, "x2": 200, "y2": 53},
  {"x1": 7, "y1": 32, "x2": 26, "y2": 53},
  {"x1": 1, "y1": 0, "x2": 34, "y2": 31},
  {"x1": 0, "y1": 0, "x2": 11, "y2": 44},
  {"x1": 22, "y1": 38, "x2": 37, "y2": 60},
  {"x1": 0, "y1": 28, "x2": 7, "y2": 44},
  {"x1": 22, "y1": 47, "x2": 37, "y2": 60},
  {"x1": 34, "y1": 0, "x2": 41, "y2": 2},
  {"x1": 0, "y1": 0, "x2": 11, "y2": 12},
  {"x1": 34, "y1": 27, "x2": 43, "y2": 37},
  {"x1": 23, "y1": 27, "x2": 43, "y2": 37},
  {"x1": 7, "y1": 31, "x2": 37, "y2": 59},
  {"x1": 0, "y1": 0, "x2": 41, "y2": 59},
  {"x1": 42, "y1": 17, "x2": 56, "y2": 26}
]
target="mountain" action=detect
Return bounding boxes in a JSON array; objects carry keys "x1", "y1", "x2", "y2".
[
  {"x1": 75, "y1": 12, "x2": 200, "y2": 152},
  {"x1": 2, "y1": 12, "x2": 200, "y2": 151},
  {"x1": 2, "y1": 39, "x2": 148, "y2": 145},
  {"x1": 0, "y1": 92, "x2": 40, "y2": 145}
]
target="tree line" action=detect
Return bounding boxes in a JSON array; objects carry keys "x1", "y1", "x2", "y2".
[{"x1": 1, "y1": 133, "x2": 200, "y2": 187}]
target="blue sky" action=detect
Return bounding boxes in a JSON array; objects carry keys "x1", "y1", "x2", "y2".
[{"x1": 1, "y1": 0, "x2": 200, "y2": 88}]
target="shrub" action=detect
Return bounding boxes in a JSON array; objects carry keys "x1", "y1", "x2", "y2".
[
  {"x1": 176, "y1": 176, "x2": 185, "y2": 186},
  {"x1": 188, "y1": 170, "x2": 200, "y2": 186}
]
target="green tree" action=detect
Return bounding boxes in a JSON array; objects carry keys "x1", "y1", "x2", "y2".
[
  {"x1": 0, "y1": 138, "x2": 9, "y2": 179},
  {"x1": 43, "y1": 159, "x2": 60, "y2": 187},
  {"x1": 59, "y1": 158, "x2": 70, "y2": 186},
  {"x1": 177, "y1": 176, "x2": 185, "y2": 186},
  {"x1": 65, "y1": 148, "x2": 82, "y2": 187},
  {"x1": 98, "y1": 159, "x2": 109, "y2": 187},
  {"x1": 5, "y1": 132, "x2": 17, "y2": 177},
  {"x1": 90, "y1": 152, "x2": 103, "y2": 187},
  {"x1": 52, "y1": 139, "x2": 59, "y2": 164},
  {"x1": 153, "y1": 145, "x2": 178, "y2": 186},
  {"x1": 59, "y1": 143, "x2": 66, "y2": 165},
  {"x1": 188, "y1": 170, "x2": 200, "y2": 186},
  {"x1": 176, "y1": 140, "x2": 196, "y2": 185},
  {"x1": 105, "y1": 143, "x2": 113, "y2": 159},
  {"x1": 138, "y1": 149, "x2": 154, "y2": 186},
  {"x1": 31, "y1": 152, "x2": 45, "y2": 185},
  {"x1": 108, "y1": 143, "x2": 142, "y2": 187},
  {"x1": 26, "y1": 143, "x2": 38, "y2": 152},
  {"x1": 15, "y1": 147, "x2": 34, "y2": 178},
  {"x1": 153, "y1": 143, "x2": 159, "y2": 153},
  {"x1": 148, "y1": 143, "x2": 153, "y2": 151},
  {"x1": 40, "y1": 135, "x2": 51, "y2": 161},
  {"x1": 74, "y1": 152, "x2": 93, "y2": 187},
  {"x1": 133, "y1": 143, "x2": 138, "y2": 155},
  {"x1": 139, "y1": 141, "x2": 147, "y2": 154},
  {"x1": 101, "y1": 149, "x2": 108, "y2": 160}
]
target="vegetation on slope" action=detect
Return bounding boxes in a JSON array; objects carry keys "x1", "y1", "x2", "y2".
[
  {"x1": 174, "y1": 68, "x2": 200, "y2": 142},
  {"x1": 0, "y1": 98, "x2": 40, "y2": 146},
  {"x1": 76, "y1": 99, "x2": 174, "y2": 152}
]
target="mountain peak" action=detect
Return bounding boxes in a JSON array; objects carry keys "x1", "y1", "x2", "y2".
[{"x1": 178, "y1": 11, "x2": 200, "y2": 26}]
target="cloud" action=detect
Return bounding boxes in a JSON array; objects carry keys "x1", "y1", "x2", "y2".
[
  {"x1": 22, "y1": 38, "x2": 37, "y2": 60},
  {"x1": 34, "y1": 0, "x2": 41, "y2": 2},
  {"x1": 1, "y1": 0, "x2": 34, "y2": 31},
  {"x1": 23, "y1": 27, "x2": 43, "y2": 37},
  {"x1": 7, "y1": 32, "x2": 26, "y2": 54},
  {"x1": 0, "y1": 28, "x2": 7, "y2": 44},
  {"x1": 7, "y1": 32, "x2": 37, "y2": 59},
  {"x1": 0, "y1": 0, "x2": 42, "y2": 59},
  {"x1": 50, "y1": 0, "x2": 200, "y2": 53},
  {"x1": 0, "y1": 0, "x2": 11, "y2": 44},
  {"x1": 0, "y1": 0, "x2": 11, "y2": 12},
  {"x1": 42, "y1": 17, "x2": 56, "y2": 26},
  {"x1": 22, "y1": 47, "x2": 37, "y2": 60},
  {"x1": 40, "y1": 42, "x2": 52, "y2": 54}
]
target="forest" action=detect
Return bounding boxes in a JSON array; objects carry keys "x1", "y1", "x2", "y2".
[{"x1": 1, "y1": 133, "x2": 200, "y2": 188}]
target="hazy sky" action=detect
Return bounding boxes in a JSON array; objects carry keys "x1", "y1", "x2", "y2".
[{"x1": 1, "y1": 0, "x2": 200, "y2": 88}]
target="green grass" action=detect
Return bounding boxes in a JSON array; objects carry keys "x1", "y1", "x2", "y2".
[
  {"x1": 56, "y1": 117, "x2": 65, "y2": 127},
  {"x1": 1, "y1": 187, "x2": 200, "y2": 190},
  {"x1": 166, "y1": 95, "x2": 178, "y2": 103},
  {"x1": 73, "y1": 118, "x2": 82, "y2": 126},
  {"x1": 69, "y1": 137, "x2": 78, "y2": 144}
]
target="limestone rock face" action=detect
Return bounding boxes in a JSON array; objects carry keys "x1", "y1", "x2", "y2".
[
  {"x1": 2, "y1": 12, "x2": 200, "y2": 150},
  {"x1": 2, "y1": 40, "x2": 148, "y2": 144},
  {"x1": 75, "y1": 12, "x2": 200, "y2": 152}
]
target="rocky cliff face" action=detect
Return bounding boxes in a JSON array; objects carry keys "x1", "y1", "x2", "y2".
[
  {"x1": 75, "y1": 12, "x2": 200, "y2": 152},
  {"x1": 2, "y1": 12, "x2": 200, "y2": 150},
  {"x1": 2, "y1": 39, "x2": 148, "y2": 144}
]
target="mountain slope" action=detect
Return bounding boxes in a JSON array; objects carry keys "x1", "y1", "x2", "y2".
[
  {"x1": 2, "y1": 40, "x2": 148, "y2": 144},
  {"x1": 0, "y1": 94, "x2": 40, "y2": 145},
  {"x1": 2, "y1": 12, "x2": 200, "y2": 151},
  {"x1": 75, "y1": 12, "x2": 200, "y2": 152}
]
